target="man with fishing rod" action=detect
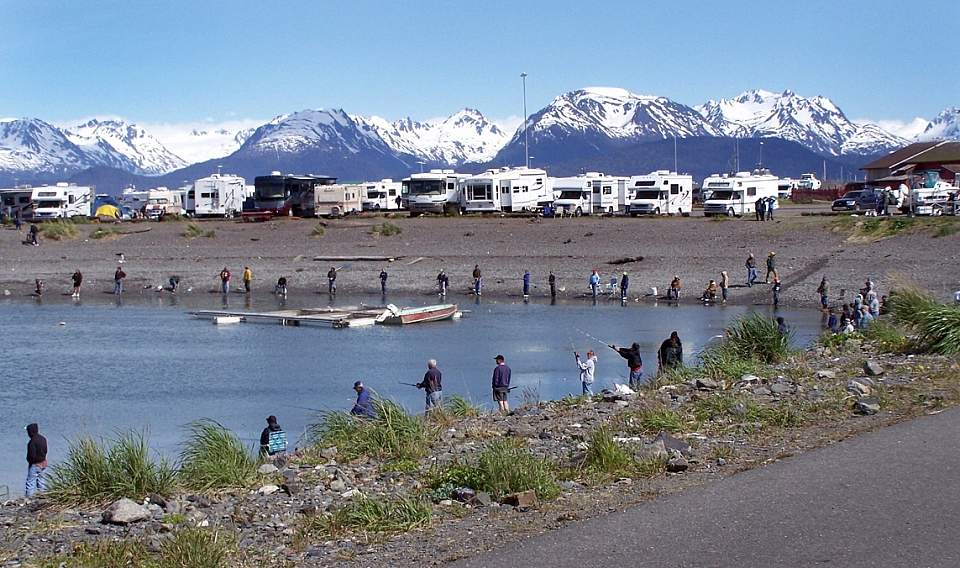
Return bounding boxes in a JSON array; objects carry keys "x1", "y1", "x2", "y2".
[
  {"x1": 400, "y1": 359, "x2": 443, "y2": 412},
  {"x1": 610, "y1": 341, "x2": 644, "y2": 389}
]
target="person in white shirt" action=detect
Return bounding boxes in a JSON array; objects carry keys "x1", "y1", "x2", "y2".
[{"x1": 574, "y1": 350, "x2": 597, "y2": 395}]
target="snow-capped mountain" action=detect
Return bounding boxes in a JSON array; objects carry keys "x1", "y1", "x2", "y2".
[
  {"x1": 240, "y1": 109, "x2": 397, "y2": 158},
  {"x1": 918, "y1": 107, "x2": 960, "y2": 141},
  {"x1": 697, "y1": 89, "x2": 906, "y2": 156},
  {"x1": 352, "y1": 109, "x2": 508, "y2": 164},
  {"x1": 0, "y1": 118, "x2": 134, "y2": 177},
  {"x1": 65, "y1": 119, "x2": 186, "y2": 175}
]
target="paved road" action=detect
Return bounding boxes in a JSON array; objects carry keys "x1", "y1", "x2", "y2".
[{"x1": 456, "y1": 408, "x2": 960, "y2": 568}]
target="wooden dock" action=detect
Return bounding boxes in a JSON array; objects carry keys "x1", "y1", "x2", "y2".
[{"x1": 191, "y1": 306, "x2": 386, "y2": 328}]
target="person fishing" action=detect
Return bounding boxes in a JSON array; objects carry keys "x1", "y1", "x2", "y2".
[
  {"x1": 609, "y1": 342, "x2": 643, "y2": 389},
  {"x1": 619, "y1": 271, "x2": 629, "y2": 301},
  {"x1": 765, "y1": 251, "x2": 777, "y2": 283},
  {"x1": 327, "y1": 266, "x2": 338, "y2": 294},
  {"x1": 658, "y1": 331, "x2": 683, "y2": 372},
  {"x1": 548, "y1": 271, "x2": 557, "y2": 299},
  {"x1": 437, "y1": 269, "x2": 449, "y2": 296},
  {"x1": 275, "y1": 276, "x2": 287, "y2": 296},
  {"x1": 772, "y1": 273, "x2": 782, "y2": 307},
  {"x1": 379, "y1": 268, "x2": 388, "y2": 294},
  {"x1": 574, "y1": 349, "x2": 597, "y2": 395},
  {"x1": 719, "y1": 270, "x2": 729, "y2": 304},
  {"x1": 351, "y1": 381, "x2": 375, "y2": 418},
  {"x1": 492, "y1": 354, "x2": 511, "y2": 414},
  {"x1": 219, "y1": 266, "x2": 231, "y2": 294},
  {"x1": 71, "y1": 269, "x2": 83, "y2": 298},
  {"x1": 472, "y1": 264, "x2": 482, "y2": 296},
  {"x1": 242, "y1": 266, "x2": 253, "y2": 293},
  {"x1": 29, "y1": 223, "x2": 39, "y2": 246},
  {"x1": 668, "y1": 275, "x2": 682, "y2": 300},
  {"x1": 745, "y1": 253, "x2": 758, "y2": 287},
  {"x1": 25, "y1": 423, "x2": 47, "y2": 497},
  {"x1": 259, "y1": 415, "x2": 287, "y2": 459},
  {"x1": 522, "y1": 270, "x2": 531, "y2": 298},
  {"x1": 589, "y1": 269, "x2": 600, "y2": 298},
  {"x1": 113, "y1": 265, "x2": 126, "y2": 296},
  {"x1": 416, "y1": 359, "x2": 443, "y2": 412},
  {"x1": 816, "y1": 276, "x2": 829, "y2": 310},
  {"x1": 34, "y1": 279, "x2": 44, "y2": 297}
]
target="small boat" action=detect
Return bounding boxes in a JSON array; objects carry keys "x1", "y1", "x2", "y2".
[{"x1": 377, "y1": 303, "x2": 459, "y2": 325}]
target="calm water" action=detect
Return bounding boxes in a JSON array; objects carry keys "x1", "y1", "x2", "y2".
[{"x1": 0, "y1": 295, "x2": 824, "y2": 495}]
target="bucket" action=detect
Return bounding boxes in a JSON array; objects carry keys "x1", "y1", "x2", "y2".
[{"x1": 650, "y1": 286, "x2": 658, "y2": 296}]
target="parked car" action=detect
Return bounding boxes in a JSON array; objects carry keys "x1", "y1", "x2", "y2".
[{"x1": 831, "y1": 190, "x2": 881, "y2": 212}]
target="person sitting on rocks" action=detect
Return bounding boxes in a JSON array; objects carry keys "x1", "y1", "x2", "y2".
[
  {"x1": 668, "y1": 275, "x2": 682, "y2": 300},
  {"x1": 701, "y1": 280, "x2": 718, "y2": 302},
  {"x1": 259, "y1": 415, "x2": 287, "y2": 458}
]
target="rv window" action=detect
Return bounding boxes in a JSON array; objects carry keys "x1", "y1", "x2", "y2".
[
  {"x1": 603, "y1": 186, "x2": 612, "y2": 195},
  {"x1": 634, "y1": 180, "x2": 656, "y2": 187},
  {"x1": 523, "y1": 186, "x2": 528, "y2": 193},
  {"x1": 201, "y1": 193, "x2": 213, "y2": 198},
  {"x1": 38, "y1": 192, "x2": 57, "y2": 197},
  {"x1": 663, "y1": 180, "x2": 669, "y2": 185},
  {"x1": 447, "y1": 183, "x2": 454, "y2": 190},
  {"x1": 536, "y1": 178, "x2": 543, "y2": 185},
  {"x1": 389, "y1": 189, "x2": 396, "y2": 196},
  {"x1": 633, "y1": 190, "x2": 660, "y2": 200},
  {"x1": 670, "y1": 184, "x2": 679, "y2": 195},
  {"x1": 734, "y1": 191, "x2": 743, "y2": 200},
  {"x1": 69, "y1": 195, "x2": 76, "y2": 204},
  {"x1": 747, "y1": 187, "x2": 756, "y2": 197}
]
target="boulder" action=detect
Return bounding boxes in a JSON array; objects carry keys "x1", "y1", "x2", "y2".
[
  {"x1": 769, "y1": 383, "x2": 792, "y2": 395},
  {"x1": 257, "y1": 484, "x2": 280, "y2": 496},
  {"x1": 695, "y1": 378, "x2": 720, "y2": 391},
  {"x1": 329, "y1": 479, "x2": 347, "y2": 492},
  {"x1": 654, "y1": 431, "x2": 692, "y2": 456},
  {"x1": 319, "y1": 447, "x2": 338, "y2": 461},
  {"x1": 102, "y1": 498, "x2": 151, "y2": 525},
  {"x1": 863, "y1": 360, "x2": 885, "y2": 377},
  {"x1": 752, "y1": 387, "x2": 772, "y2": 397},
  {"x1": 847, "y1": 379, "x2": 872, "y2": 397},
  {"x1": 257, "y1": 464, "x2": 279, "y2": 475},
  {"x1": 282, "y1": 482, "x2": 302, "y2": 496},
  {"x1": 855, "y1": 397, "x2": 881, "y2": 415},
  {"x1": 740, "y1": 374, "x2": 763, "y2": 384},
  {"x1": 474, "y1": 491, "x2": 493, "y2": 507},
  {"x1": 666, "y1": 455, "x2": 689, "y2": 473},
  {"x1": 452, "y1": 487, "x2": 477, "y2": 504},
  {"x1": 816, "y1": 370, "x2": 837, "y2": 380},
  {"x1": 501, "y1": 490, "x2": 538, "y2": 509}
]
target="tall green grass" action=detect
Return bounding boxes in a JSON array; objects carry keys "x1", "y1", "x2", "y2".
[
  {"x1": 428, "y1": 440, "x2": 559, "y2": 500},
  {"x1": 370, "y1": 221, "x2": 402, "y2": 237},
  {"x1": 583, "y1": 427, "x2": 636, "y2": 478},
  {"x1": 39, "y1": 220, "x2": 79, "y2": 240},
  {"x1": 444, "y1": 395, "x2": 483, "y2": 417},
  {"x1": 37, "y1": 528, "x2": 234, "y2": 568},
  {"x1": 178, "y1": 420, "x2": 258, "y2": 492},
  {"x1": 181, "y1": 222, "x2": 215, "y2": 239},
  {"x1": 317, "y1": 495, "x2": 432, "y2": 537},
  {"x1": 699, "y1": 314, "x2": 790, "y2": 379},
  {"x1": 308, "y1": 399, "x2": 434, "y2": 462},
  {"x1": 889, "y1": 288, "x2": 960, "y2": 354}
]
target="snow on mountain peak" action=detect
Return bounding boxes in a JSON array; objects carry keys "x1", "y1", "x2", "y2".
[
  {"x1": 919, "y1": 107, "x2": 960, "y2": 141},
  {"x1": 65, "y1": 118, "x2": 186, "y2": 174}
]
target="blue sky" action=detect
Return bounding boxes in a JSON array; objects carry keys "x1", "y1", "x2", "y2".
[{"x1": 1, "y1": 0, "x2": 956, "y2": 129}]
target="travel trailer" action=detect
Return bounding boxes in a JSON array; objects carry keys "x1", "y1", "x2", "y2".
[
  {"x1": 0, "y1": 188, "x2": 34, "y2": 218},
  {"x1": 702, "y1": 170, "x2": 780, "y2": 217},
  {"x1": 192, "y1": 174, "x2": 247, "y2": 217},
  {"x1": 552, "y1": 172, "x2": 627, "y2": 215},
  {"x1": 777, "y1": 178, "x2": 796, "y2": 199},
  {"x1": 626, "y1": 171, "x2": 693, "y2": 216},
  {"x1": 246, "y1": 172, "x2": 337, "y2": 219},
  {"x1": 401, "y1": 170, "x2": 469, "y2": 215},
  {"x1": 462, "y1": 167, "x2": 552, "y2": 213},
  {"x1": 797, "y1": 173, "x2": 821, "y2": 191},
  {"x1": 361, "y1": 179, "x2": 403, "y2": 211},
  {"x1": 30, "y1": 183, "x2": 94, "y2": 219},
  {"x1": 143, "y1": 188, "x2": 184, "y2": 219},
  {"x1": 315, "y1": 183, "x2": 362, "y2": 217}
]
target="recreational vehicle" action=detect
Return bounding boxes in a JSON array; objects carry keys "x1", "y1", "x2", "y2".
[
  {"x1": 797, "y1": 173, "x2": 821, "y2": 191},
  {"x1": 30, "y1": 183, "x2": 94, "y2": 219},
  {"x1": 143, "y1": 188, "x2": 184, "y2": 219},
  {"x1": 315, "y1": 183, "x2": 362, "y2": 217},
  {"x1": 246, "y1": 172, "x2": 337, "y2": 219},
  {"x1": 702, "y1": 171, "x2": 780, "y2": 217},
  {"x1": 552, "y1": 172, "x2": 627, "y2": 215},
  {"x1": 361, "y1": 179, "x2": 403, "y2": 211},
  {"x1": 777, "y1": 178, "x2": 796, "y2": 199},
  {"x1": 462, "y1": 167, "x2": 552, "y2": 213},
  {"x1": 193, "y1": 174, "x2": 247, "y2": 217},
  {"x1": 0, "y1": 188, "x2": 34, "y2": 218},
  {"x1": 626, "y1": 171, "x2": 693, "y2": 216},
  {"x1": 401, "y1": 170, "x2": 469, "y2": 215}
]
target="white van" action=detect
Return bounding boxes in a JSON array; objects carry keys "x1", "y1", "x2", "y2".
[
  {"x1": 627, "y1": 171, "x2": 693, "y2": 216},
  {"x1": 30, "y1": 183, "x2": 94, "y2": 219},
  {"x1": 702, "y1": 171, "x2": 780, "y2": 217},
  {"x1": 193, "y1": 174, "x2": 246, "y2": 217}
]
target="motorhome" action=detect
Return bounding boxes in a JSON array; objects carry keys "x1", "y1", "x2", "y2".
[
  {"x1": 797, "y1": 173, "x2": 822, "y2": 191},
  {"x1": 143, "y1": 188, "x2": 184, "y2": 219},
  {"x1": 0, "y1": 187, "x2": 34, "y2": 218},
  {"x1": 30, "y1": 183, "x2": 94, "y2": 219},
  {"x1": 552, "y1": 173, "x2": 628, "y2": 216},
  {"x1": 192, "y1": 174, "x2": 247, "y2": 217},
  {"x1": 401, "y1": 170, "x2": 469, "y2": 215},
  {"x1": 246, "y1": 172, "x2": 337, "y2": 219},
  {"x1": 626, "y1": 171, "x2": 693, "y2": 216},
  {"x1": 777, "y1": 178, "x2": 796, "y2": 199},
  {"x1": 702, "y1": 171, "x2": 780, "y2": 217},
  {"x1": 462, "y1": 167, "x2": 552, "y2": 213},
  {"x1": 361, "y1": 179, "x2": 403, "y2": 211},
  {"x1": 315, "y1": 183, "x2": 362, "y2": 217}
]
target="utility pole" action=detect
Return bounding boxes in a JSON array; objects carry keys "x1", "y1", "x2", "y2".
[
  {"x1": 735, "y1": 139, "x2": 740, "y2": 172},
  {"x1": 673, "y1": 134, "x2": 678, "y2": 173},
  {"x1": 759, "y1": 141, "x2": 764, "y2": 168},
  {"x1": 521, "y1": 72, "x2": 529, "y2": 169}
]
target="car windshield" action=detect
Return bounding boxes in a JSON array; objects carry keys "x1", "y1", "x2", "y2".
[
  {"x1": 842, "y1": 192, "x2": 862, "y2": 199},
  {"x1": 36, "y1": 200, "x2": 64, "y2": 208},
  {"x1": 558, "y1": 190, "x2": 586, "y2": 200},
  {"x1": 407, "y1": 180, "x2": 444, "y2": 195},
  {"x1": 633, "y1": 190, "x2": 661, "y2": 200},
  {"x1": 255, "y1": 181, "x2": 286, "y2": 200},
  {"x1": 709, "y1": 190, "x2": 735, "y2": 200}
]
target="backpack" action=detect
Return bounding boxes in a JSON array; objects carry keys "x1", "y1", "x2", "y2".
[{"x1": 267, "y1": 430, "x2": 287, "y2": 455}]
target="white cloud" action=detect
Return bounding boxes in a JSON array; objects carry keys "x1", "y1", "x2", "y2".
[
  {"x1": 491, "y1": 114, "x2": 523, "y2": 136},
  {"x1": 854, "y1": 117, "x2": 930, "y2": 140},
  {"x1": 141, "y1": 118, "x2": 266, "y2": 163}
]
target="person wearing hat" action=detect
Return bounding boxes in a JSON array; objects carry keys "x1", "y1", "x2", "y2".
[
  {"x1": 765, "y1": 252, "x2": 777, "y2": 284},
  {"x1": 259, "y1": 415, "x2": 287, "y2": 458},
  {"x1": 491, "y1": 355, "x2": 512, "y2": 414},
  {"x1": 619, "y1": 271, "x2": 630, "y2": 301},
  {"x1": 351, "y1": 381, "x2": 375, "y2": 418}
]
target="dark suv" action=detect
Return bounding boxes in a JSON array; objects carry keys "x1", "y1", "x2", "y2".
[{"x1": 832, "y1": 190, "x2": 881, "y2": 212}]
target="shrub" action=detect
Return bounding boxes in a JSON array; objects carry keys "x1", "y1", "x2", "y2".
[
  {"x1": 889, "y1": 288, "x2": 960, "y2": 354},
  {"x1": 158, "y1": 527, "x2": 235, "y2": 568},
  {"x1": 860, "y1": 320, "x2": 910, "y2": 353},
  {"x1": 39, "y1": 220, "x2": 79, "y2": 240},
  {"x1": 311, "y1": 224, "x2": 326, "y2": 237},
  {"x1": 428, "y1": 440, "x2": 559, "y2": 500},
  {"x1": 583, "y1": 427, "x2": 635, "y2": 477},
  {"x1": 444, "y1": 395, "x2": 482, "y2": 417},
  {"x1": 305, "y1": 495, "x2": 431, "y2": 540},
  {"x1": 635, "y1": 407, "x2": 687, "y2": 434},
  {"x1": 178, "y1": 420, "x2": 258, "y2": 492},
  {"x1": 47, "y1": 431, "x2": 176, "y2": 505},
  {"x1": 308, "y1": 399, "x2": 434, "y2": 462},
  {"x1": 181, "y1": 222, "x2": 215, "y2": 239},
  {"x1": 89, "y1": 226, "x2": 124, "y2": 240},
  {"x1": 370, "y1": 221, "x2": 402, "y2": 237}
]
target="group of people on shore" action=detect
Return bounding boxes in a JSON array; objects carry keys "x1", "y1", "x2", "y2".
[{"x1": 818, "y1": 276, "x2": 886, "y2": 333}]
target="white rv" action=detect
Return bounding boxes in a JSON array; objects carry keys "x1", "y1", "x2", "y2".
[
  {"x1": 626, "y1": 171, "x2": 693, "y2": 216},
  {"x1": 0, "y1": 188, "x2": 35, "y2": 218},
  {"x1": 798, "y1": 173, "x2": 822, "y2": 190},
  {"x1": 401, "y1": 170, "x2": 469, "y2": 215},
  {"x1": 702, "y1": 171, "x2": 780, "y2": 217},
  {"x1": 777, "y1": 178, "x2": 796, "y2": 199},
  {"x1": 30, "y1": 183, "x2": 94, "y2": 219},
  {"x1": 192, "y1": 174, "x2": 246, "y2": 217},
  {"x1": 143, "y1": 188, "x2": 184, "y2": 219},
  {"x1": 315, "y1": 183, "x2": 362, "y2": 217},
  {"x1": 462, "y1": 167, "x2": 552, "y2": 213},
  {"x1": 361, "y1": 179, "x2": 402, "y2": 211},
  {"x1": 552, "y1": 172, "x2": 627, "y2": 215}
]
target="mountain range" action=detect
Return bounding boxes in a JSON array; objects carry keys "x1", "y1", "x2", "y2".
[{"x1": 1, "y1": 88, "x2": 957, "y2": 192}]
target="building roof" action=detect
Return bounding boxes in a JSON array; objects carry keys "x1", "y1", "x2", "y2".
[
  {"x1": 902, "y1": 143, "x2": 960, "y2": 165},
  {"x1": 860, "y1": 141, "x2": 943, "y2": 171}
]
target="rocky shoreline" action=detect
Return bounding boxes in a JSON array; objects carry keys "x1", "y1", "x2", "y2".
[{"x1": 3, "y1": 329, "x2": 957, "y2": 567}]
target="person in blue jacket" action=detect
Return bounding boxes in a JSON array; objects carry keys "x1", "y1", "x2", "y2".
[
  {"x1": 351, "y1": 381, "x2": 376, "y2": 418},
  {"x1": 589, "y1": 270, "x2": 600, "y2": 298}
]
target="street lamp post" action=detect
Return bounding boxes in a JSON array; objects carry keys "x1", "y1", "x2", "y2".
[{"x1": 521, "y1": 72, "x2": 529, "y2": 169}]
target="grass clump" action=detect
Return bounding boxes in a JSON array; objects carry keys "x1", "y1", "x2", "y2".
[
  {"x1": 631, "y1": 406, "x2": 687, "y2": 434},
  {"x1": 861, "y1": 320, "x2": 910, "y2": 353},
  {"x1": 39, "y1": 220, "x2": 79, "y2": 240},
  {"x1": 932, "y1": 219, "x2": 959, "y2": 238},
  {"x1": 46, "y1": 431, "x2": 176, "y2": 505},
  {"x1": 89, "y1": 226, "x2": 124, "y2": 240},
  {"x1": 181, "y1": 222, "x2": 215, "y2": 239},
  {"x1": 308, "y1": 399, "x2": 434, "y2": 462},
  {"x1": 370, "y1": 221, "x2": 402, "y2": 237},
  {"x1": 583, "y1": 427, "x2": 636, "y2": 478},
  {"x1": 178, "y1": 420, "x2": 258, "y2": 492},
  {"x1": 428, "y1": 440, "x2": 559, "y2": 500},
  {"x1": 444, "y1": 395, "x2": 482, "y2": 417},
  {"x1": 39, "y1": 528, "x2": 234, "y2": 568},
  {"x1": 889, "y1": 288, "x2": 960, "y2": 354},
  {"x1": 311, "y1": 224, "x2": 326, "y2": 237},
  {"x1": 301, "y1": 495, "x2": 431, "y2": 542},
  {"x1": 700, "y1": 314, "x2": 790, "y2": 380}
]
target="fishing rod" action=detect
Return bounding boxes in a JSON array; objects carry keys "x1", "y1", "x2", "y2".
[
  {"x1": 399, "y1": 382, "x2": 420, "y2": 388},
  {"x1": 575, "y1": 327, "x2": 614, "y2": 349}
]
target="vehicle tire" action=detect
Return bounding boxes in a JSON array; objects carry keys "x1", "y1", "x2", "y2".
[
  {"x1": 575, "y1": 207, "x2": 582, "y2": 217},
  {"x1": 654, "y1": 207, "x2": 661, "y2": 215},
  {"x1": 374, "y1": 204, "x2": 381, "y2": 211},
  {"x1": 681, "y1": 210, "x2": 690, "y2": 217},
  {"x1": 727, "y1": 208, "x2": 735, "y2": 217}
]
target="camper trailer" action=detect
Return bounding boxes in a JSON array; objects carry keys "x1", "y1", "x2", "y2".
[
  {"x1": 143, "y1": 188, "x2": 184, "y2": 219},
  {"x1": 192, "y1": 174, "x2": 247, "y2": 217},
  {"x1": 626, "y1": 171, "x2": 693, "y2": 216},
  {"x1": 30, "y1": 183, "x2": 94, "y2": 219},
  {"x1": 462, "y1": 167, "x2": 552, "y2": 213},
  {"x1": 246, "y1": 172, "x2": 337, "y2": 220},
  {"x1": 0, "y1": 188, "x2": 34, "y2": 219},
  {"x1": 777, "y1": 178, "x2": 796, "y2": 199},
  {"x1": 702, "y1": 170, "x2": 780, "y2": 217},
  {"x1": 315, "y1": 183, "x2": 362, "y2": 217},
  {"x1": 401, "y1": 170, "x2": 469, "y2": 215},
  {"x1": 797, "y1": 173, "x2": 821, "y2": 191},
  {"x1": 552, "y1": 172, "x2": 627, "y2": 215},
  {"x1": 361, "y1": 179, "x2": 403, "y2": 211}
]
